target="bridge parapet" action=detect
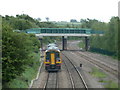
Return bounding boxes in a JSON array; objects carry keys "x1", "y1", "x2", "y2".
[
  {"x1": 35, "y1": 33, "x2": 90, "y2": 37},
  {"x1": 24, "y1": 28, "x2": 104, "y2": 35},
  {"x1": 14, "y1": 28, "x2": 104, "y2": 51}
]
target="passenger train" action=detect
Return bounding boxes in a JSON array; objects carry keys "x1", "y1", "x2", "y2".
[{"x1": 44, "y1": 43, "x2": 62, "y2": 71}]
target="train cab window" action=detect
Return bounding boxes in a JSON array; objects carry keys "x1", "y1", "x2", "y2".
[
  {"x1": 46, "y1": 52, "x2": 50, "y2": 60},
  {"x1": 55, "y1": 52, "x2": 60, "y2": 62},
  {"x1": 46, "y1": 51, "x2": 60, "y2": 61},
  {"x1": 55, "y1": 52, "x2": 60, "y2": 58}
]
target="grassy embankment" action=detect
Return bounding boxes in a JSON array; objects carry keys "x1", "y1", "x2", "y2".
[
  {"x1": 6, "y1": 52, "x2": 40, "y2": 88},
  {"x1": 78, "y1": 42, "x2": 119, "y2": 89},
  {"x1": 78, "y1": 41, "x2": 85, "y2": 50},
  {"x1": 78, "y1": 41, "x2": 118, "y2": 61},
  {"x1": 90, "y1": 67, "x2": 119, "y2": 89}
]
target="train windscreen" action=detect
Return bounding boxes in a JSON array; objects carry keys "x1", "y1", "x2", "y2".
[{"x1": 46, "y1": 51, "x2": 60, "y2": 60}]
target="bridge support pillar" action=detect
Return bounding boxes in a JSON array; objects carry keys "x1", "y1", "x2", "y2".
[
  {"x1": 85, "y1": 37, "x2": 89, "y2": 51},
  {"x1": 62, "y1": 36, "x2": 67, "y2": 50},
  {"x1": 39, "y1": 36, "x2": 43, "y2": 50}
]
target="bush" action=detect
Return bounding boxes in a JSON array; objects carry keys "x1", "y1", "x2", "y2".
[{"x1": 2, "y1": 24, "x2": 40, "y2": 88}]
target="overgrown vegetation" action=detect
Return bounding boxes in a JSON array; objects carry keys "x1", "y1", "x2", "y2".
[
  {"x1": 2, "y1": 25, "x2": 40, "y2": 88},
  {"x1": 2, "y1": 14, "x2": 119, "y2": 88},
  {"x1": 0, "y1": 16, "x2": 2, "y2": 90},
  {"x1": 2, "y1": 14, "x2": 60, "y2": 88},
  {"x1": 90, "y1": 67, "x2": 119, "y2": 89},
  {"x1": 90, "y1": 68, "x2": 107, "y2": 78},
  {"x1": 78, "y1": 41, "x2": 84, "y2": 49},
  {"x1": 79, "y1": 17, "x2": 119, "y2": 60},
  {"x1": 6, "y1": 52, "x2": 40, "y2": 88}
]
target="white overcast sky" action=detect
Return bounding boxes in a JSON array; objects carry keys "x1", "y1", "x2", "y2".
[{"x1": 0, "y1": 0, "x2": 119, "y2": 22}]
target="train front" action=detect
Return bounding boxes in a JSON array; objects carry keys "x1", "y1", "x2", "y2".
[{"x1": 44, "y1": 45, "x2": 62, "y2": 71}]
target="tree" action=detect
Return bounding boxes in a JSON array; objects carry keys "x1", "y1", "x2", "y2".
[
  {"x1": 2, "y1": 22, "x2": 40, "y2": 86},
  {"x1": 70, "y1": 19, "x2": 77, "y2": 22},
  {"x1": 89, "y1": 17, "x2": 119, "y2": 58},
  {"x1": 37, "y1": 18, "x2": 41, "y2": 22},
  {"x1": 46, "y1": 17, "x2": 49, "y2": 22}
]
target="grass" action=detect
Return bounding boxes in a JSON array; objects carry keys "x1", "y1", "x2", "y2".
[
  {"x1": 90, "y1": 67, "x2": 119, "y2": 89},
  {"x1": 7, "y1": 52, "x2": 40, "y2": 88},
  {"x1": 89, "y1": 48, "x2": 118, "y2": 61},
  {"x1": 104, "y1": 81, "x2": 118, "y2": 88},
  {"x1": 90, "y1": 68, "x2": 106, "y2": 78},
  {"x1": 0, "y1": 56, "x2": 1, "y2": 89},
  {"x1": 78, "y1": 41, "x2": 85, "y2": 49}
]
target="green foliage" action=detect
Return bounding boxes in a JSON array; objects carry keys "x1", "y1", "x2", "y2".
[
  {"x1": 90, "y1": 68, "x2": 106, "y2": 78},
  {"x1": 7, "y1": 52, "x2": 40, "y2": 88},
  {"x1": 90, "y1": 67, "x2": 119, "y2": 89},
  {"x1": 0, "y1": 15, "x2": 2, "y2": 90},
  {"x1": 80, "y1": 18, "x2": 108, "y2": 30},
  {"x1": 2, "y1": 23, "x2": 40, "y2": 88},
  {"x1": 80, "y1": 17, "x2": 119, "y2": 59},
  {"x1": 68, "y1": 36, "x2": 80, "y2": 40},
  {"x1": 2, "y1": 14, "x2": 119, "y2": 88},
  {"x1": 78, "y1": 41, "x2": 85, "y2": 49},
  {"x1": 118, "y1": 19, "x2": 120, "y2": 60},
  {"x1": 3, "y1": 14, "x2": 39, "y2": 30},
  {"x1": 37, "y1": 22, "x2": 58, "y2": 28},
  {"x1": 2, "y1": 14, "x2": 60, "y2": 88},
  {"x1": 104, "y1": 80, "x2": 119, "y2": 89},
  {"x1": 16, "y1": 14, "x2": 36, "y2": 23},
  {"x1": 42, "y1": 36, "x2": 61, "y2": 44}
]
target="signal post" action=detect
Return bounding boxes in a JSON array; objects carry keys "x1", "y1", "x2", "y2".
[
  {"x1": 62, "y1": 36, "x2": 67, "y2": 50},
  {"x1": 85, "y1": 37, "x2": 89, "y2": 51}
]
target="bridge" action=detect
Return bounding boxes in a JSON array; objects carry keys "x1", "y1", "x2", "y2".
[
  {"x1": 23, "y1": 28, "x2": 104, "y2": 37},
  {"x1": 19, "y1": 28, "x2": 104, "y2": 51}
]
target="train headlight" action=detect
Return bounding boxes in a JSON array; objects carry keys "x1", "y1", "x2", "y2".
[
  {"x1": 56, "y1": 58, "x2": 60, "y2": 62},
  {"x1": 46, "y1": 60, "x2": 50, "y2": 62}
]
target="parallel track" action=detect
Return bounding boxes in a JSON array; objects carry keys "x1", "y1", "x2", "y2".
[
  {"x1": 63, "y1": 55, "x2": 75, "y2": 88},
  {"x1": 62, "y1": 52, "x2": 88, "y2": 89},
  {"x1": 75, "y1": 51, "x2": 118, "y2": 78},
  {"x1": 68, "y1": 43, "x2": 118, "y2": 78}
]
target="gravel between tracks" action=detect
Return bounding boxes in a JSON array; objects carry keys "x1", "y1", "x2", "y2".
[
  {"x1": 31, "y1": 40, "x2": 118, "y2": 89},
  {"x1": 62, "y1": 52, "x2": 88, "y2": 89},
  {"x1": 31, "y1": 51, "x2": 73, "y2": 88},
  {"x1": 67, "y1": 40, "x2": 119, "y2": 88},
  {"x1": 63, "y1": 51, "x2": 104, "y2": 88}
]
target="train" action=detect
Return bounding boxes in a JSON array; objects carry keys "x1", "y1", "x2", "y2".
[{"x1": 44, "y1": 43, "x2": 62, "y2": 71}]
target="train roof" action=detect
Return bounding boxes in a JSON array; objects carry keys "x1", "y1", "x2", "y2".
[
  {"x1": 47, "y1": 43, "x2": 57, "y2": 47},
  {"x1": 46, "y1": 43, "x2": 60, "y2": 52}
]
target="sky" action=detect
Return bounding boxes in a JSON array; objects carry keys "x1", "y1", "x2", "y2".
[{"x1": 0, "y1": 0, "x2": 119, "y2": 22}]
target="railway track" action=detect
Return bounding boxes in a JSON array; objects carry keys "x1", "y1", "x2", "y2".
[
  {"x1": 43, "y1": 72, "x2": 58, "y2": 89},
  {"x1": 67, "y1": 42, "x2": 118, "y2": 78},
  {"x1": 62, "y1": 52, "x2": 88, "y2": 89},
  {"x1": 73, "y1": 51, "x2": 118, "y2": 78}
]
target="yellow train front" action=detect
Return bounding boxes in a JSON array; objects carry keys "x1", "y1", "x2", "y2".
[{"x1": 44, "y1": 44, "x2": 62, "y2": 71}]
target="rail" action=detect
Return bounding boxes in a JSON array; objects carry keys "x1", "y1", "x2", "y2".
[
  {"x1": 76, "y1": 51, "x2": 118, "y2": 78},
  {"x1": 43, "y1": 72, "x2": 58, "y2": 89},
  {"x1": 62, "y1": 52, "x2": 88, "y2": 89}
]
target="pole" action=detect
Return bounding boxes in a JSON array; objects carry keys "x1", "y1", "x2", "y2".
[{"x1": 85, "y1": 37, "x2": 88, "y2": 51}]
